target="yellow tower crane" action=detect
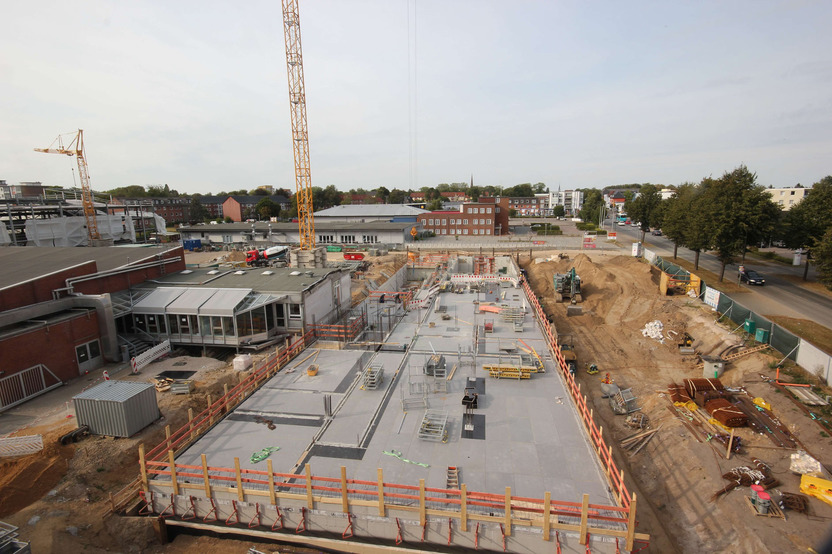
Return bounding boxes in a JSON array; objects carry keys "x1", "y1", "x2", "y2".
[
  {"x1": 34, "y1": 129, "x2": 101, "y2": 243},
  {"x1": 281, "y1": 0, "x2": 315, "y2": 250}
]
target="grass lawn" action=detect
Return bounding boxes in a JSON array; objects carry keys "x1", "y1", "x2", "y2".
[{"x1": 767, "y1": 315, "x2": 832, "y2": 356}]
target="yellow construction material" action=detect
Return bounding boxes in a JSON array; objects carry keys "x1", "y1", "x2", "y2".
[
  {"x1": 483, "y1": 364, "x2": 533, "y2": 380},
  {"x1": 800, "y1": 475, "x2": 832, "y2": 507},
  {"x1": 753, "y1": 397, "x2": 772, "y2": 411}
]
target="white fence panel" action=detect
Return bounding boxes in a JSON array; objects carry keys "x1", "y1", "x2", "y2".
[
  {"x1": 0, "y1": 435, "x2": 44, "y2": 457},
  {"x1": 797, "y1": 340, "x2": 832, "y2": 386}
]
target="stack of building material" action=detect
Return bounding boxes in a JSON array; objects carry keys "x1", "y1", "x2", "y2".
[
  {"x1": 668, "y1": 384, "x2": 692, "y2": 404},
  {"x1": 683, "y1": 378, "x2": 724, "y2": 400},
  {"x1": 705, "y1": 398, "x2": 747, "y2": 427}
]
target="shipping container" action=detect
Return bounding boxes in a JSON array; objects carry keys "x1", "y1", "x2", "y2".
[
  {"x1": 73, "y1": 381, "x2": 160, "y2": 437},
  {"x1": 182, "y1": 239, "x2": 202, "y2": 251}
]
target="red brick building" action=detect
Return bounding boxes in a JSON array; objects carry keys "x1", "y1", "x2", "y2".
[
  {"x1": 223, "y1": 195, "x2": 290, "y2": 222},
  {"x1": 499, "y1": 196, "x2": 545, "y2": 216},
  {"x1": 0, "y1": 246, "x2": 186, "y2": 408},
  {"x1": 417, "y1": 200, "x2": 507, "y2": 237}
]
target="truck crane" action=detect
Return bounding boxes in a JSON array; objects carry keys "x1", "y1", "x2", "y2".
[
  {"x1": 34, "y1": 129, "x2": 100, "y2": 244},
  {"x1": 281, "y1": 0, "x2": 316, "y2": 251}
]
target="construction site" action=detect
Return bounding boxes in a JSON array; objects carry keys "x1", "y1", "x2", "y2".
[
  {"x1": 3, "y1": 2, "x2": 832, "y2": 553},
  {"x1": 4, "y1": 249, "x2": 832, "y2": 552}
]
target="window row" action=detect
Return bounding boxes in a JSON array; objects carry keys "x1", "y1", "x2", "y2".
[{"x1": 465, "y1": 207, "x2": 492, "y2": 214}]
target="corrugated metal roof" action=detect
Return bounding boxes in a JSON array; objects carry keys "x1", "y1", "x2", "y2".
[
  {"x1": 313, "y1": 205, "x2": 427, "y2": 217},
  {"x1": 73, "y1": 380, "x2": 156, "y2": 402},
  {"x1": 133, "y1": 287, "x2": 187, "y2": 313},
  {"x1": 198, "y1": 288, "x2": 253, "y2": 316},
  {"x1": 166, "y1": 288, "x2": 220, "y2": 315}
]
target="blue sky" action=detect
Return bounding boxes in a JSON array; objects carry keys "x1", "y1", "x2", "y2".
[{"x1": 2, "y1": 1, "x2": 830, "y2": 195}]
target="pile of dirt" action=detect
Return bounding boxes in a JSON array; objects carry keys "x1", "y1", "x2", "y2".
[{"x1": 0, "y1": 424, "x2": 76, "y2": 518}]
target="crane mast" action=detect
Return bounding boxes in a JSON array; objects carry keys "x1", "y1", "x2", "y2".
[
  {"x1": 34, "y1": 129, "x2": 101, "y2": 243},
  {"x1": 281, "y1": 0, "x2": 316, "y2": 250}
]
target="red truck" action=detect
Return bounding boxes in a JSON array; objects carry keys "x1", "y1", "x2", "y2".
[
  {"x1": 246, "y1": 245, "x2": 289, "y2": 266},
  {"x1": 344, "y1": 253, "x2": 365, "y2": 261}
]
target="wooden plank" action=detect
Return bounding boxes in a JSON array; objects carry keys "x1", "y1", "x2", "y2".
[
  {"x1": 419, "y1": 479, "x2": 426, "y2": 526},
  {"x1": 267, "y1": 459, "x2": 276, "y2": 505},
  {"x1": 305, "y1": 463, "x2": 314, "y2": 509},
  {"x1": 234, "y1": 457, "x2": 244, "y2": 501},
  {"x1": 460, "y1": 484, "x2": 468, "y2": 532},
  {"x1": 626, "y1": 493, "x2": 637, "y2": 551},
  {"x1": 579, "y1": 494, "x2": 589, "y2": 545},
  {"x1": 139, "y1": 444, "x2": 149, "y2": 493},
  {"x1": 340, "y1": 466, "x2": 349, "y2": 513},
  {"x1": 542, "y1": 491, "x2": 551, "y2": 541},
  {"x1": 168, "y1": 450, "x2": 179, "y2": 496},
  {"x1": 377, "y1": 468, "x2": 385, "y2": 517},
  {"x1": 201, "y1": 454, "x2": 211, "y2": 497},
  {"x1": 504, "y1": 487, "x2": 512, "y2": 537}
]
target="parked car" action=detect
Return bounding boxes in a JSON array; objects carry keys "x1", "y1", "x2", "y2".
[
  {"x1": 739, "y1": 268, "x2": 766, "y2": 286},
  {"x1": 651, "y1": 229, "x2": 663, "y2": 236}
]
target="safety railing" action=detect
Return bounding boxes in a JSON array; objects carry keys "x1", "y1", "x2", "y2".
[
  {"x1": 308, "y1": 314, "x2": 367, "y2": 342},
  {"x1": 139, "y1": 456, "x2": 646, "y2": 548}
]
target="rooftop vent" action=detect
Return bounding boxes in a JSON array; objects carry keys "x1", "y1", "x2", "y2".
[
  {"x1": 305, "y1": 271, "x2": 314, "y2": 277},
  {"x1": 262, "y1": 271, "x2": 274, "y2": 275},
  {"x1": 234, "y1": 271, "x2": 246, "y2": 275},
  {"x1": 207, "y1": 270, "x2": 219, "y2": 275},
  {"x1": 180, "y1": 270, "x2": 193, "y2": 275},
  {"x1": 290, "y1": 271, "x2": 302, "y2": 276}
]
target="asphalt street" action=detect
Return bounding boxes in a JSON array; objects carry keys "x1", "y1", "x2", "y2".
[{"x1": 611, "y1": 223, "x2": 832, "y2": 330}]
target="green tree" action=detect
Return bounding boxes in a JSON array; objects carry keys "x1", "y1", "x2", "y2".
[
  {"x1": 189, "y1": 196, "x2": 209, "y2": 223},
  {"x1": 624, "y1": 184, "x2": 662, "y2": 243},
  {"x1": 661, "y1": 183, "x2": 697, "y2": 259},
  {"x1": 814, "y1": 228, "x2": 832, "y2": 290},
  {"x1": 702, "y1": 166, "x2": 779, "y2": 281},
  {"x1": 250, "y1": 187, "x2": 271, "y2": 196},
  {"x1": 106, "y1": 184, "x2": 149, "y2": 198},
  {"x1": 374, "y1": 186, "x2": 390, "y2": 202},
  {"x1": 388, "y1": 189, "x2": 407, "y2": 204},
  {"x1": 685, "y1": 191, "x2": 712, "y2": 270},
  {"x1": 552, "y1": 205, "x2": 565, "y2": 218},
  {"x1": 426, "y1": 198, "x2": 442, "y2": 211},
  {"x1": 255, "y1": 197, "x2": 280, "y2": 220},
  {"x1": 783, "y1": 176, "x2": 832, "y2": 279},
  {"x1": 579, "y1": 189, "x2": 604, "y2": 224}
]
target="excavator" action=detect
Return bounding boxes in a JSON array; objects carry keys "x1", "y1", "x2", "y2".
[{"x1": 553, "y1": 267, "x2": 583, "y2": 315}]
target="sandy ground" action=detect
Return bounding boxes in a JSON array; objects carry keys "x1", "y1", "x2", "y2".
[{"x1": 522, "y1": 252, "x2": 832, "y2": 553}]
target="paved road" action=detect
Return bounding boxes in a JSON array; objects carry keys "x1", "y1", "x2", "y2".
[{"x1": 612, "y1": 223, "x2": 832, "y2": 329}]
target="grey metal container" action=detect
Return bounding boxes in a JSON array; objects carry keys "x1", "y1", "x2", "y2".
[{"x1": 73, "y1": 380, "x2": 160, "y2": 437}]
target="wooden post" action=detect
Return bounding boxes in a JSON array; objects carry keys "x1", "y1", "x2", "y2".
[
  {"x1": 460, "y1": 484, "x2": 468, "y2": 532},
  {"x1": 578, "y1": 494, "x2": 589, "y2": 545},
  {"x1": 726, "y1": 428, "x2": 735, "y2": 460},
  {"x1": 626, "y1": 494, "x2": 638, "y2": 551},
  {"x1": 201, "y1": 454, "x2": 211, "y2": 497},
  {"x1": 377, "y1": 468, "x2": 385, "y2": 517},
  {"x1": 305, "y1": 463, "x2": 314, "y2": 509},
  {"x1": 139, "y1": 444, "x2": 149, "y2": 493},
  {"x1": 188, "y1": 408, "x2": 195, "y2": 441},
  {"x1": 542, "y1": 491, "x2": 551, "y2": 541},
  {"x1": 340, "y1": 466, "x2": 349, "y2": 513},
  {"x1": 207, "y1": 394, "x2": 213, "y2": 425},
  {"x1": 234, "y1": 457, "x2": 244, "y2": 501},
  {"x1": 504, "y1": 487, "x2": 512, "y2": 537},
  {"x1": 165, "y1": 425, "x2": 171, "y2": 451},
  {"x1": 267, "y1": 459, "x2": 277, "y2": 505},
  {"x1": 168, "y1": 450, "x2": 179, "y2": 496},
  {"x1": 419, "y1": 479, "x2": 426, "y2": 527}
]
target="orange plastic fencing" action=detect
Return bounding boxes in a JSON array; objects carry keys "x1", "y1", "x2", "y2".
[{"x1": 522, "y1": 280, "x2": 632, "y2": 509}]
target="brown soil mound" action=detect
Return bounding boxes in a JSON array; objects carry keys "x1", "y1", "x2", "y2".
[
  {"x1": 0, "y1": 423, "x2": 75, "y2": 517},
  {"x1": 351, "y1": 254, "x2": 406, "y2": 305}
]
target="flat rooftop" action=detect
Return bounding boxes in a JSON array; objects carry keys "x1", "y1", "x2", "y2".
[
  {"x1": 168, "y1": 283, "x2": 613, "y2": 505},
  {"x1": 0, "y1": 245, "x2": 179, "y2": 290},
  {"x1": 133, "y1": 266, "x2": 344, "y2": 294}
]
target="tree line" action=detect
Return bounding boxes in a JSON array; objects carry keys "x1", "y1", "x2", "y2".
[{"x1": 619, "y1": 166, "x2": 832, "y2": 286}]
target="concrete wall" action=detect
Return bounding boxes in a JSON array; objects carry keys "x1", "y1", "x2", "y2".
[
  {"x1": 0, "y1": 310, "x2": 100, "y2": 381},
  {"x1": 797, "y1": 341, "x2": 832, "y2": 385}
]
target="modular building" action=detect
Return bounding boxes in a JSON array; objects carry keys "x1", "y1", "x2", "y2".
[{"x1": 73, "y1": 380, "x2": 160, "y2": 437}]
